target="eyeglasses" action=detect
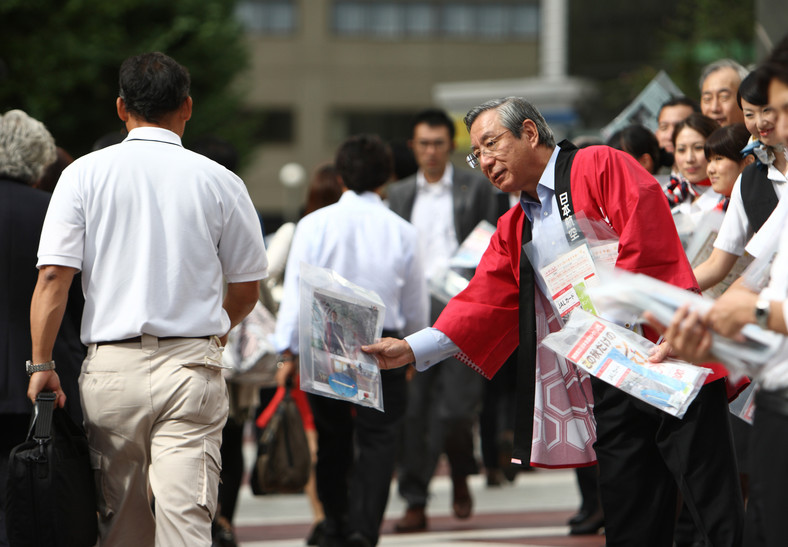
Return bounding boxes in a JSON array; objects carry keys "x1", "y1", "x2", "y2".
[{"x1": 466, "y1": 130, "x2": 509, "y2": 169}]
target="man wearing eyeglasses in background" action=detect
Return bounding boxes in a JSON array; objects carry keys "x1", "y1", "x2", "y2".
[
  {"x1": 366, "y1": 97, "x2": 743, "y2": 546},
  {"x1": 386, "y1": 108, "x2": 504, "y2": 533}
]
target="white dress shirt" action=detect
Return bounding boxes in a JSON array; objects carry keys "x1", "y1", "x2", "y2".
[
  {"x1": 38, "y1": 127, "x2": 268, "y2": 344},
  {"x1": 714, "y1": 162, "x2": 788, "y2": 258},
  {"x1": 410, "y1": 164, "x2": 458, "y2": 282},
  {"x1": 755, "y1": 224, "x2": 788, "y2": 390},
  {"x1": 273, "y1": 190, "x2": 428, "y2": 354}
]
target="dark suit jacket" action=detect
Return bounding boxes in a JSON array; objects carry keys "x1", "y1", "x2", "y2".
[
  {"x1": 0, "y1": 178, "x2": 85, "y2": 421},
  {"x1": 387, "y1": 166, "x2": 508, "y2": 322},
  {"x1": 387, "y1": 166, "x2": 506, "y2": 246}
]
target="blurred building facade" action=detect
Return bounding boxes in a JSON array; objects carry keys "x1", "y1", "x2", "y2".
[{"x1": 234, "y1": 0, "x2": 589, "y2": 226}]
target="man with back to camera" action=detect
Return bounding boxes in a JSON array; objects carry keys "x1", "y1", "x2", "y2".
[
  {"x1": 700, "y1": 59, "x2": 748, "y2": 127},
  {"x1": 26, "y1": 52, "x2": 267, "y2": 546},
  {"x1": 364, "y1": 96, "x2": 743, "y2": 546},
  {"x1": 386, "y1": 108, "x2": 506, "y2": 531},
  {"x1": 272, "y1": 134, "x2": 428, "y2": 546}
]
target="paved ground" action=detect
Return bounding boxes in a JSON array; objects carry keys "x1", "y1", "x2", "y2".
[{"x1": 232, "y1": 461, "x2": 606, "y2": 547}]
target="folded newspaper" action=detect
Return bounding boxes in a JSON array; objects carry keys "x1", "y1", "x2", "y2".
[
  {"x1": 431, "y1": 220, "x2": 496, "y2": 303},
  {"x1": 298, "y1": 263, "x2": 386, "y2": 411},
  {"x1": 541, "y1": 309, "x2": 710, "y2": 418},
  {"x1": 684, "y1": 210, "x2": 753, "y2": 299},
  {"x1": 586, "y1": 268, "x2": 785, "y2": 378}
]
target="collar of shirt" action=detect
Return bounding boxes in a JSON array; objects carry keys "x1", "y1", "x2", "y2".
[
  {"x1": 416, "y1": 163, "x2": 454, "y2": 193},
  {"x1": 124, "y1": 126, "x2": 183, "y2": 147},
  {"x1": 337, "y1": 189, "x2": 383, "y2": 206},
  {"x1": 520, "y1": 146, "x2": 559, "y2": 222}
]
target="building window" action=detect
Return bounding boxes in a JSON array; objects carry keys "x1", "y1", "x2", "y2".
[
  {"x1": 241, "y1": 108, "x2": 295, "y2": 144},
  {"x1": 331, "y1": 1, "x2": 538, "y2": 41},
  {"x1": 403, "y1": 3, "x2": 436, "y2": 36},
  {"x1": 235, "y1": 0, "x2": 296, "y2": 35},
  {"x1": 329, "y1": 110, "x2": 419, "y2": 144}
]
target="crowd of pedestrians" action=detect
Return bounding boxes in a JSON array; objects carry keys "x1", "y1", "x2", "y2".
[{"x1": 2, "y1": 35, "x2": 788, "y2": 547}]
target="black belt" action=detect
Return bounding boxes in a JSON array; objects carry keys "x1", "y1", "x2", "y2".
[
  {"x1": 381, "y1": 329, "x2": 403, "y2": 339},
  {"x1": 95, "y1": 335, "x2": 210, "y2": 347}
]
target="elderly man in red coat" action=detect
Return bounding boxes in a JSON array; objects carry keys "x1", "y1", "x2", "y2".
[{"x1": 364, "y1": 97, "x2": 743, "y2": 546}]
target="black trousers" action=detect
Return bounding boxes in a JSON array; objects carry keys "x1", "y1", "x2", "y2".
[
  {"x1": 744, "y1": 389, "x2": 788, "y2": 547},
  {"x1": 308, "y1": 366, "x2": 407, "y2": 545},
  {"x1": 591, "y1": 378, "x2": 743, "y2": 546}
]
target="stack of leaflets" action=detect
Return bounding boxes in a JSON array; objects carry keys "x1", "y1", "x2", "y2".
[
  {"x1": 542, "y1": 309, "x2": 710, "y2": 418},
  {"x1": 587, "y1": 268, "x2": 785, "y2": 378}
]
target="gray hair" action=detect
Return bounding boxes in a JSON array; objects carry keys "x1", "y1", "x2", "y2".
[
  {"x1": 0, "y1": 109, "x2": 56, "y2": 184},
  {"x1": 464, "y1": 97, "x2": 556, "y2": 148},
  {"x1": 698, "y1": 59, "x2": 749, "y2": 91}
]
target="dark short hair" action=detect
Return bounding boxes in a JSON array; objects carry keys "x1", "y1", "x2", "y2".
[
  {"x1": 762, "y1": 34, "x2": 788, "y2": 88},
  {"x1": 606, "y1": 125, "x2": 661, "y2": 173},
  {"x1": 658, "y1": 96, "x2": 700, "y2": 119},
  {"x1": 118, "y1": 52, "x2": 190, "y2": 123},
  {"x1": 335, "y1": 134, "x2": 392, "y2": 194},
  {"x1": 704, "y1": 123, "x2": 750, "y2": 161},
  {"x1": 411, "y1": 108, "x2": 455, "y2": 142},
  {"x1": 672, "y1": 113, "x2": 719, "y2": 145},
  {"x1": 736, "y1": 68, "x2": 770, "y2": 108}
]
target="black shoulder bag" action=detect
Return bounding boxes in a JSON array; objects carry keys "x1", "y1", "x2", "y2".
[{"x1": 6, "y1": 392, "x2": 97, "y2": 547}]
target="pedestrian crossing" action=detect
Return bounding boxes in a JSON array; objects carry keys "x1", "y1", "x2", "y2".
[{"x1": 232, "y1": 470, "x2": 605, "y2": 546}]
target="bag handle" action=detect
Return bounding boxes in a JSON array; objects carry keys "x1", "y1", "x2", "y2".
[{"x1": 29, "y1": 392, "x2": 57, "y2": 442}]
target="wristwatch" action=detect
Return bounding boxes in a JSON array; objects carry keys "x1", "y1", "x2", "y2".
[
  {"x1": 276, "y1": 353, "x2": 294, "y2": 369},
  {"x1": 26, "y1": 360, "x2": 56, "y2": 376},
  {"x1": 755, "y1": 299, "x2": 770, "y2": 330}
]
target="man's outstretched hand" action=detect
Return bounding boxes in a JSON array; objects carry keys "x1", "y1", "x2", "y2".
[{"x1": 361, "y1": 338, "x2": 415, "y2": 370}]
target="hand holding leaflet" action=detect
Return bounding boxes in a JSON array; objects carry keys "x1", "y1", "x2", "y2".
[
  {"x1": 587, "y1": 268, "x2": 784, "y2": 378},
  {"x1": 297, "y1": 263, "x2": 386, "y2": 411},
  {"x1": 541, "y1": 309, "x2": 710, "y2": 418}
]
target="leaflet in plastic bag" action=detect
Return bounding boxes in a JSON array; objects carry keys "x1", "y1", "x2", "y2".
[
  {"x1": 685, "y1": 209, "x2": 753, "y2": 298},
  {"x1": 430, "y1": 220, "x2": 496, "y2": 304},
  {"x1": 541, "y1": 309, "x2": 710, "y2": 418},
  {"x1": 728, "y1": 382, "x2": 756, "y2": 424},
  {"x1": 586, "y1": 268, "x2": 784, "y2": 379},
  {"x1": 222, "y1": 300, "x2": 279, "y2": 386},
  {"x1": 523, "y1": 213, "x2": 618, "y2": 323},
  {"x1": 298, "y1": 263, "x2": 386, "y2": 411}
]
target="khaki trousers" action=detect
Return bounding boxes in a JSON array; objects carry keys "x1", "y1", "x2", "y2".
[{"x1": 79, "y1": 335, "x2": 228, "y2": 547}]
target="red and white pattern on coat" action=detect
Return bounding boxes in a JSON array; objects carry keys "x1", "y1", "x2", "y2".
[{"x1": 530, "y1": 290, "x2": 596, "y2": 468}]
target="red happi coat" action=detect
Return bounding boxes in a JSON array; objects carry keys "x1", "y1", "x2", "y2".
[{"x1": 434, "y1": 142, "x2": 728, "y2": 467}]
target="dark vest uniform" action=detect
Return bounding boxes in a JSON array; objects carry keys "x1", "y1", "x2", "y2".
[{"x1": 740, "y1": 162, "x2": 779, "y2": 233}]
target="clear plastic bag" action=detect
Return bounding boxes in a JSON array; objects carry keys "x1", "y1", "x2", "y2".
[
  {"x1": 541, "y1": 309, "x2": 710, "y2": 418},
  {"x1": 587, "y1": 268, "x2": 785, "y2": 379},
  {"x1": 222, "y1": 301, "x2": 279, "y2": 386},
  {"x1": 523, "y1": 213, "x2": 619, "y2": 323},
  {"x1": 297, "y1": 263, "x2": 386, "y2": 411}
]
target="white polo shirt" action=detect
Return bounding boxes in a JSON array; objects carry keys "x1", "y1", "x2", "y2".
[{"x1": 38, "y1": 127, "x2": 268, "y2": 344}]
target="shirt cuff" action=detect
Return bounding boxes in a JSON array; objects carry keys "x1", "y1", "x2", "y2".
[{"x1": 405, "y1": 327, "x2": 459, "y2": 372}]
